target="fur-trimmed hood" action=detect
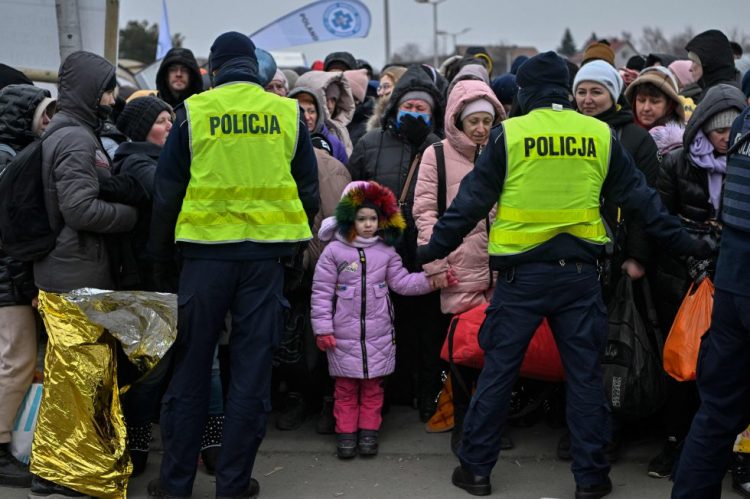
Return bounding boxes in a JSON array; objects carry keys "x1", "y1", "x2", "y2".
[{"x1": 318, "y1": 181, "x2": 405, "y2": 246}]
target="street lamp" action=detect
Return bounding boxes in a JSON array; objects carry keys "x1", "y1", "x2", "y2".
[
  {"x1": 436, "y1": 27, "x2": 471, "y2": 56},
  {"x1": 414, "y1": 0, "x2": 446, "y2": 68}
]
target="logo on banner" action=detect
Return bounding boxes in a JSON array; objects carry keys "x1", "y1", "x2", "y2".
[{"x1": 323, "y1": 2, "x2": 363, "y2": 37}]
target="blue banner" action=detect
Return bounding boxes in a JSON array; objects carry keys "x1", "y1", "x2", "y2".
[
  {"x1": 156, "y1": 0, "x2": 172, "y2": 60},
  {"x1": 250, "y1": 0, "x2": 371, "y2": 51}
]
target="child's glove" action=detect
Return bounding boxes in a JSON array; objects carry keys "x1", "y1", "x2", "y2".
[{"x1": 316, "y1": 334, "x2": 336, "y2": 351}]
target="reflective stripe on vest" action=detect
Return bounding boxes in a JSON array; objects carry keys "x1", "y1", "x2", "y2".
[
  {"x1": 177, "y1": 82, "x2": 311, "y2": 244},
  {"x1": 722, "y1": 115, "x2": 750, "y2": 232},
  {"x1": 488, "y1": 107, "x2": 611, "y2": 256}
]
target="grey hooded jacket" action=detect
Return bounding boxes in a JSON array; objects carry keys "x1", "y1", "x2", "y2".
[{"x1": 34, "y1": 51, "x2": 137, "y2": 293}]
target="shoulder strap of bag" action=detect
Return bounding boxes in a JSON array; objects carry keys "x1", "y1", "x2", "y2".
[
  {"x1": 447, "y1": 317, "x2": 472, "y2": 397},
  {"x1": 399, "y1": 152, "x2": 423, "y2": 206},
  {"x1": 434, "y1": 142, "x2": 447, "y2": 218},
  {"x1": 638, "y1": 276, "x2": 664, "y2": 354}
]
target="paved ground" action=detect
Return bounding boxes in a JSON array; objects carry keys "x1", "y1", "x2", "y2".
[{"x1": 2, "y1": 406, "x2": 738, "y2": 498}]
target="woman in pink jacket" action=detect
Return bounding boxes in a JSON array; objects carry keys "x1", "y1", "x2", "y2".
[
  {"x1": 413, "y1": 79, "x2": 507, "y2": 455},
  {"x1": 311, "y1": 181, "x2": 448, "y2": 459}
]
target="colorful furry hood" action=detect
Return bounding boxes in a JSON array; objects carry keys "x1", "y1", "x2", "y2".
[{"x1": 318, "y1": 181, "x2": 406, "y2": 246}]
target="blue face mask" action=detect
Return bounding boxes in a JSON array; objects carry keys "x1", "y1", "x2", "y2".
[{"x1": 396, "y1": 110, "x2": 431, "y2": 129}]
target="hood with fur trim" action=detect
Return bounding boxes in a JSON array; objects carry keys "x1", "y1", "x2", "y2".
[{"x1": 320, "y1": 181, "x2": 405, "y2": 246}]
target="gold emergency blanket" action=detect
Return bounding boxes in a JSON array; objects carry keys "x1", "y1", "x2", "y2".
[
  {"x1": 736, "y1": 425, "x2": 750, "y2": 453},
  {"x1": 30, "y1": 289, "x2": 177, "y2": 499}
]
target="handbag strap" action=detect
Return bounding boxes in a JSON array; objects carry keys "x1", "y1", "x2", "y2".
[
  {"x1": 434, "y1": 142, "x2": 447, "y2": 217},
  {"x1": 399, "y1": 152, "x2": 423, "y2": 206},
  {"x1": 447, "y1": 317, "x2": 473, "y2": 398}
]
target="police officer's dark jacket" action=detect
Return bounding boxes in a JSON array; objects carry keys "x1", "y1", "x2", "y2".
[
  {"x1": 418, "y1": 89, "x2": 704, "y2": 270},
  {"x1": 714, "y1": 106, "x2": 750, "y2": 297},
  {"x1": 148, "y1": 58, "x2": 319, "y2": 262}
]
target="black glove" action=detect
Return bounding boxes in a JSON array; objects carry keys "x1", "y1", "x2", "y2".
[
  {"x1": 686, "y1": 237, "x2": 714, "y2": 260},
  {"x1": 399, "y1": 113, "x2": 431, "y2": 146},
  {"x1": 99, "y1": 174, "x2": 149, "y2": 206},
  {"x1": 152, "y1": 259, "x2": 180, "y2": 293}
]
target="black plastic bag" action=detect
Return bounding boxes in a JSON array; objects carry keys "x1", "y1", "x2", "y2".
[{"x1": 602, "y1": 276, "x2": 666, "y2": 418}]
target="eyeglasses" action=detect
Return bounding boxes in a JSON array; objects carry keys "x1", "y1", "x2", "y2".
[{"x1": 376, "y1": 83, "x2": 393, "y2": 95}]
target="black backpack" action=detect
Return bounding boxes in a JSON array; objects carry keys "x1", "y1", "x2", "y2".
[{"x1": 0, "y1": 124, "x2": 74, "y2": 261}]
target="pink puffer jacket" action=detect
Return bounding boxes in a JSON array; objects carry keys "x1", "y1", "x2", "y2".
[{"x1": 413, "y1": 80, "x2": 505, "y2": 314}]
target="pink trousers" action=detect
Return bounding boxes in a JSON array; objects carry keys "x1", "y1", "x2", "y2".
[{"x1": 333, "y1": 377, "x2": 384, "y2": 434}]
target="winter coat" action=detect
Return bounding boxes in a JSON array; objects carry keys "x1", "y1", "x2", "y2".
[
  {"x1": 304, "y1": 148, "x2": 351, "y2": 272},
  {"x1": 288, "y1": 86, "x2": 349, "y2": 164},
  {"x1": 295, "y1": 71, "x2": 354, "y2": 155},
  {"x1": 155, "y1": 48, "x2": 203, "y2": 108},
  {"x1": 311, "y1": 233, "x2": 431, "y2": 379},
  {"x1": 348, "y1": 65, "x2": 445, "y2": 271},
  {"x1": 655, "y1": 84, "x2": 747, "y2": 330},
  {"x1": 594, "y1": 105, "x2": 660, "y2": 268},
  {"x1": 414, "y1": 80, "x2": 504, "y2": 314},
  {"x1": 685, "y1": 30, "x2": 740, "y2": 102},
  {"x1": 0, "y1": 84, "x2": 50, "y2": 305},
  {"x1": 35, "y1": 52, "x2": 138, "y2": 293},
  {"x1": 110, "y1": 141, "x2": 161, "y2": 289}
]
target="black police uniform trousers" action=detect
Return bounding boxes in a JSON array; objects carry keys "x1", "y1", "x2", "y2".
[
  {"x1": 671, "y1": 288, "x2": 750, "y2": 499},
  {"x1": 458, "y1": 260, "x2": 611, "y2": 487},
  {"x1": 159, "y1": 257, "x2": 285, "y2": 497}
]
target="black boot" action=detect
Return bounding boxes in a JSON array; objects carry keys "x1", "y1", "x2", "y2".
[
  {"x1": 201, "y1": 414, "x2": 224, "y2": 474},
  {"x1": 733, "y1": 453, "x2": 750, "y2": 498},
  {"x1": 358, "y1": 429, "x2": 379, "y2": 456},
  {"x1": 127, "y1": 423, "x2": 152, "y2": 478},
  {"x1": 0, "y1": 442, "x2": 31, "y2": 487},
  {"x1": 29, "y1": 474, "x2": 87, "y2": 498},
  {"x1": 336, "y1": 432, "x2": 357, "y2": 459}
]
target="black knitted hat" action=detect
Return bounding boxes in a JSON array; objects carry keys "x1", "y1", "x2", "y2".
[
  {"x1": 516, "y1": 51, "x2": 570, "y2": 91},
  {"x1": 116, "y1": 96, "x2": 172, "y2": 142}
]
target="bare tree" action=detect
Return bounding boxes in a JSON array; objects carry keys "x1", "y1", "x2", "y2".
[
  {"x1": 727, "y1": 28, "x2": 750, "y2": 52},
  {"x1": 391, "y1": 43, "x2": 426, "y2": 64},
  {"x1": 640, "y1": 26, "x2": 670, "y2": 54}
]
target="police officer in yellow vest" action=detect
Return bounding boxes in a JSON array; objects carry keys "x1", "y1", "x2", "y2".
[
  {"x1": 147, "y1": 32, "x2": 319, "y2": 499},
  {"x1": 418, "y1": 52, "x2": 711, "y2": 499}
]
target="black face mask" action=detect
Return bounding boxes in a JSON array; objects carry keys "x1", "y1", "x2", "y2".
[{"x1": 96, "y1": 104, "x2": 113, "y2": 121}]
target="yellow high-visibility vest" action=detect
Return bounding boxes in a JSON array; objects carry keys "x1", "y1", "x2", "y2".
[
  {"x1": 488, "y1": 107, "x2": 611, "y2": 256},
  {"x1": 176, "y1": 82, "x2": 311, "y2": 244}
]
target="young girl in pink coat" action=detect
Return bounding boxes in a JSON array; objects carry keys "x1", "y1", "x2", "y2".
[{"x1": 311, "y1": 181, "x2": 452, "y2": 458}]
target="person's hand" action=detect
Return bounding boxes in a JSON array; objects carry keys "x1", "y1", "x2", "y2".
[
  {"x1": 399, "y1": 113, "x2": 431, "y2": 146},
  {"x1": 621, "y1": 258, "x2": 645, "y2": 280},
  {"x1": 428, "y1": 272, "x2": 449, "y2": 290},
  {"x1": 619, "y1": 68, "x2": 639, "y2": 86},
  {"x1": 445, "y1": 269, "x2": 459, "y2": 287},
  {"x1": 31, "y1": 296, "x2": 39, "y2": 309},
  {"x1": 316, "y1": 334, "x2": 336, "y2": 351}
]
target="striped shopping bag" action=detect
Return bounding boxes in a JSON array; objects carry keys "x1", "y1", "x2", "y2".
[{"x1": 10, "y1": 383, "x2": 43, "y2": 464}]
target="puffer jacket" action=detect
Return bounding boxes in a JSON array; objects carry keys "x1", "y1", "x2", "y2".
[
  {"x1": 348, "y1": 65, "x2": 445, "y2": 271},
  {"x1": 155, "y1": 47, "x2": 203, "y2": 108},
  {"x1": 311, "y1": 231, "x2": 431, "y2": 379},
  {"x1": 414, "y1": 80, "x2": 504, "y2": 314},
  {"x1": 303, "y1": 148, "x2": 351, "y2": 272},
  {"x1": 295, "y1": 71, "x2": 354, "y2": 155},
  {"x1": 655, "y1": 83, "x2": 747, "y2": 330},
  {"x1": 0, "y1": 84, "x2": 51, "y2": 305},
  {"x1": 34, "y1": 51, "x2": 138, "y2": 293},
  {"x1": 288, "y1": 86, "x2": 349, "y2": 164}
]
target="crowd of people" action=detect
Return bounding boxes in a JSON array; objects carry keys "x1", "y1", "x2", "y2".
[{"x1": 0, "y1": 25, "x2": 749, "y2": 499}]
